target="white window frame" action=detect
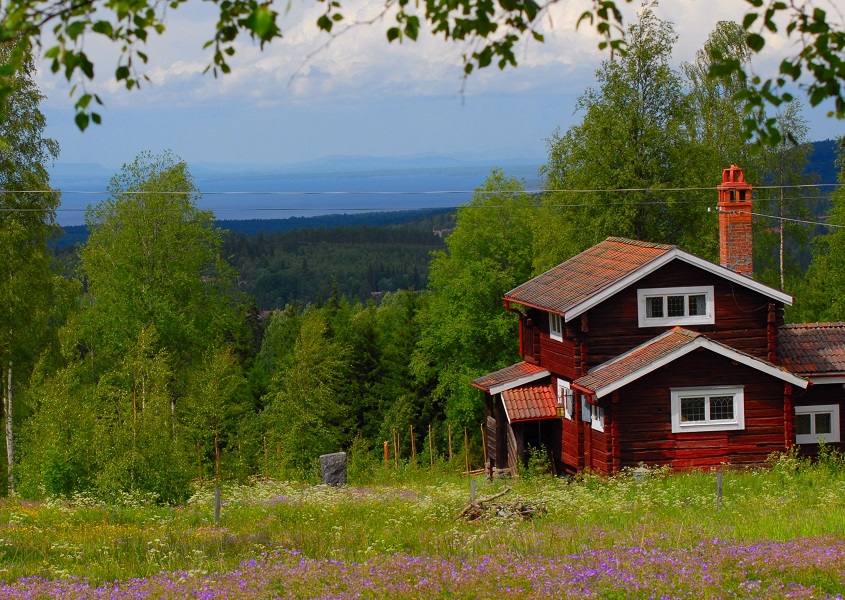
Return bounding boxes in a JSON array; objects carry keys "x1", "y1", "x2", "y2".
[
  {"x1": 670, "y1": 386, "x2": 745, "y2": 433},
  {"x1": 580, "y1": 394, "x2": 591, "y2": 423},
  {"x1": 591, "y1": 404, "x2": 605, "y2": 432},
  {"x1": 795, "y1": 404, "x2": 840, "y2": 445},
  {"x1": 637, "y1": 285, "x2": 715, "y2": 328},
  {"x1": 557, "y1": 379, "x2": 574, "y2": 420},
  {"x1": 549, "y1": 312, "x2": 563, "y2": 342},
  {"x1": 579, "y1": 393, "x2": 605, "y2": 432}
]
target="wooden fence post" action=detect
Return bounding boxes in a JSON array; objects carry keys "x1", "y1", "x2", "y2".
[
  {"x1": 429, "y1": 424, "x2": 434, "y2": 468},
  {"x1": 464, "y1": 427, "x2": 470, "y2": 473},
  {"x1": 383, "y1": 441, "x2": 389, "y2": 468},
  {"x1": 263, "y1": 436, "x2": 268, "y2": 479},
  {"x1": 410, "y1": 425, "x2": 417, "y2": 468}
]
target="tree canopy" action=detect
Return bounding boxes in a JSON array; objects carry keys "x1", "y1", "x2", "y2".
[
  {"x1": 0, "y1": 43, "x2": 61, "y2": 496},
  {"x1": 0, "y1": 0, "x2": 841, "y2": 138}
]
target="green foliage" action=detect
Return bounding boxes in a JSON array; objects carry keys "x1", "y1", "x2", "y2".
[
  {"x1": 520, "y1": 444, "x2": 552, "y2": 479},
  {"x1": 753, "y1": 102, "x2": 815, "y2": 292},
  {"x1": 263, "y1": 309, "x2": 350, "y2": 476},
  {"x1": 2, "y1": 467, "x2": 845, "y2": 587},
  {"x1": 682, "y1": 21, "x2": 763, "y2": 181},
  {"x1": 225, "y1": 223, "x2": 444, "y2": 310},
  {"x1": 412, "y1": 169, "x2": 535, "y2": 426},
  {"x1": 537, "y1": 5, "x2": 719, "y2": 270},
  {"x1": 0, "y1": 42, "x2": 61, "y2": 496},
  {"x1": 80, "y1": 151, "x2": 247, "y2": 368},
  {"x1": 710, "y1": 0, "x2": 845, "y2": 143},
  {"x1": 19, "y1": 152, "x2": 251, "y2": 502},
  {"x1": 790, "y1": 138, "x2": 845, "y2": 321}
]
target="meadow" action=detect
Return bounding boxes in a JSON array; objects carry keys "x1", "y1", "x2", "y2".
[{"x1": 0, "y1": 450, "x2": 844, "y2": 598}]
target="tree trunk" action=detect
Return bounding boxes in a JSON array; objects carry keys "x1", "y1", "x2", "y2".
[{"x1": 5, "y1": 362, "x2": 14, "y2": 496}]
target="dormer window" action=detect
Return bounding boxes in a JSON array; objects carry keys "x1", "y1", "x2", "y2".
[
  {"x1": 637, "y1": 286, "x2": 714, "y2": 328},
  {"x1": 549, "y1": 312, "x2": 563, "y2": 341}
]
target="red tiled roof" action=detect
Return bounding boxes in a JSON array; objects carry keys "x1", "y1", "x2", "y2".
[
  {"x1": 575, "y1": 327, "x2": 807, "y2": 397},
  {"x1": 778, "y1": 322, "x2": 845, "y2": 375},
  {"x1": 575, "y1": 328, "x2": 700, "y2": 394},
  {"x1": 504, "y1": 237, "x2": 674, "y2": 315},
  {"x1": 471, "y1": 362, "x2": 549, "y2": 393},
  {"x1": 501, "y1": 384, "x2": 558, "y2": 422}
]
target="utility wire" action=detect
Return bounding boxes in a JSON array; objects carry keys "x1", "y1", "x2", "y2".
[
  {"x1": 749, "y1": 211, "x2": 845, "y2": 229},
  {"x1": 0, "y1": 182, "x2": 841, "y2": 197}
]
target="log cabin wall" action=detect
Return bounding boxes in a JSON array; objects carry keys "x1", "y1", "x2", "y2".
[
  {"x1": 587, "y1": 419, "x2": 609, "y2": 473},
  {"x1": 561, "y1": 412, "x2": 580, "y2": 472},
  {"x1": 506, "y1": 422, "x2": 523, "y2": 471},
  {"x1": 523, "y1": 311, "x2": 539, "y2": 365},
  {"x1": 585, "y1": 261, "x2": 781, "y2": 367},
  {"x1": 613, "y1": 350, "x2": 788, "y2": 469},
  {"x1": 485, "y1": 394, "x2": 515, "y2": 470},
  {"x1": 530, "y1": 309, "x2": 578, "y2": 379}
]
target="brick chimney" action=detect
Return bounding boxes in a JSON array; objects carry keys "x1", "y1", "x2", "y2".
[{"x1": 717, "y1": 165, "x2": 753, "y2": 276}]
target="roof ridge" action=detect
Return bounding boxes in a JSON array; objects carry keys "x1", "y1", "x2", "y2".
[{"x1": 605, "y1": 237, "x2": 677, "y2": 250}]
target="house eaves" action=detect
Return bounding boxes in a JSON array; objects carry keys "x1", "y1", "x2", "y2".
[
  {"x1": 574, "y1": 327, "x2": 808, "y2": 399},
  {"x1": 471, "y1": 361, "x2": 551, "y2": 395}
]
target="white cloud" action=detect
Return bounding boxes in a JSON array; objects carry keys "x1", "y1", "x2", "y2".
[{"x1": 36, "y1": 0, "x2": 844, "y2": 166}]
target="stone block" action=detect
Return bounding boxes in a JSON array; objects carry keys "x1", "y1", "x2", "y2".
[{"x1": 320, "y1": 452, "x2": 347, "y2": 486}]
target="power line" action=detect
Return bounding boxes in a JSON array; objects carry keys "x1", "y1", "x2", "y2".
[
  {"x1": 750, "y1": 211, "x2": 845, "y2": 229},
  {"x1": 0, "y1": 182, "x2": 841, "y2": 196}
]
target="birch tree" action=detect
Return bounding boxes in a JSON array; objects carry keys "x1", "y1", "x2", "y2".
[
  {"x1": 20, "y1": 151, "x2": 250, "y2": 501},
  {"x1": 0, "y1": 45, "x2": 59, "y2": 496}
]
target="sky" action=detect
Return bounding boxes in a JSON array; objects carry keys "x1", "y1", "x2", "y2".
[{"x1": 34, "y1": 0, "x2": 845, "y2": 171}]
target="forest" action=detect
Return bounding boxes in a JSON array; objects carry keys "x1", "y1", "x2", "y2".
[{"x1": 2, "y1": 8, "x2": 845, "y2": 504}]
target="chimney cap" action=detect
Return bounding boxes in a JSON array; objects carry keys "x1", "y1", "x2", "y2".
[{"x1": 719, "y1": 165, "x2": 751, "y2": 188}]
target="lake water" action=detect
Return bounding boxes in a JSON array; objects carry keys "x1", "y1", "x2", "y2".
[{"x1": 51, "y1": 163, "x2": 544, "y2": 226}]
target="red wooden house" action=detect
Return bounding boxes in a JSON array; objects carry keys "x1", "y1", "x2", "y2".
[{"x1": 473, "y1": 166, "x2": 845, "y2": 474}]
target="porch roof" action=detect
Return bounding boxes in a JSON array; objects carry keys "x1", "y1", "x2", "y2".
[
  {"x1": 501, "y1": 383, "x2": 558, "y2": 423},
  {"x1": 471, "y1": 361, "x2": 550, "y2": 395}
]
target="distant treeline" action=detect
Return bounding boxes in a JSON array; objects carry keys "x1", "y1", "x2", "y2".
[
  {"x1": 53, "y1": 207, "x2": 455, "y2": 310},
  {"x1": 52, "y1": 207, "x2": 456, "y2": 249},
  {"x1": 223, "y1": 220, "x2": 453, "y2": 309}
]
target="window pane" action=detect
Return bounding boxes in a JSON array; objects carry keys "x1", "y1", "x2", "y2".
[
  {"x1": 667, "y1": 295, "x2": 685, "y2": 317},
  {"x1": 815, "y1": 413, "x2": 833, "y2": 435},
  {"x1": 550, "y1": 313, "x2": 562, "y2": 336},
  {"x1": 688, "y1": 294, "x2": 706, "y2": 316},
  {"x1": 795, "y1": 414, "x2": 812, "y2": 435},
  {"x1": 646, "y1": 297, "x2": 663, "y2": 318},
  {"x1": 681, "y1": 397, "x2": 705, "y2": 422},
  {"x1": 709, "y1": 396, "x2": 734, "y2": 421}
]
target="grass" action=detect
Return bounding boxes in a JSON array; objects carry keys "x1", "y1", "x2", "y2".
[{"x1": 0, "y1": 452, "x2": 843, "y2": 597}]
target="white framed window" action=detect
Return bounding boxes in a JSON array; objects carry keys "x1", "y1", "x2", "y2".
[
  {"x1": 795, "y1": 405, "x2": 840, "y2": 445},
  {"x1": 591, "y1": 404, "x2": 605, "y2": 432},
  {"x1": 557, "y1": 379, "x2": 574, "y2": 420},
  {"x1": 579, "y1": 394, "x2": 605, "y2": 432},
  {"x1": 637, "y1": 286, "x2": 715, "y2": 328},
  {"x1": 549, "y1": 312, "x2": 563, "y2": 342},
  {"x1": 581, "y1": 394, "x2": 591, "y2": 423},
  {"x1": 671, "y1": 386, "x2": 744, "y2": 433}
]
